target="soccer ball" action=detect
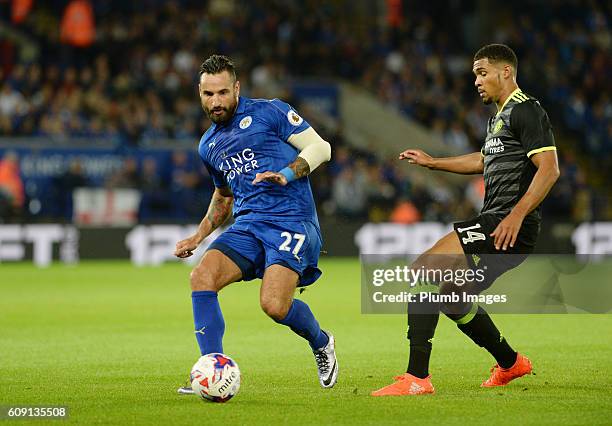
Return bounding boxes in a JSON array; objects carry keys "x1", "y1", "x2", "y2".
[{"x1": 190, "y1": 353, "x2": 241, "y2": 402}]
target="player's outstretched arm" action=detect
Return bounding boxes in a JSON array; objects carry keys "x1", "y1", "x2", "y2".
[
  {"x1": 399, "y1": 149, "x2": 484, "y2": 175},
  {"x1": 490, "y1": 150, "x2": 559, "y2": 250},
  {"x1": 174, "y1": 186, "x2": 234, "y2": 258},
  {"x1": 252, "y1": 127, "x2": 331, "y2": 186}
]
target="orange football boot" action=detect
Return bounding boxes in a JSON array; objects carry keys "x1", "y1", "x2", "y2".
[
  {"x1": 371, "y1": 373, "x2": 434, "y2": 396},
  {"x1": 481, "y1": 353, "x2": 532, "y2": 387}
]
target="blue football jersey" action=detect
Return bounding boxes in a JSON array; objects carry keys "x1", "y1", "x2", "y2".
[{"x1": 198, "y1": 97, "x2": 319, "y2": 224}]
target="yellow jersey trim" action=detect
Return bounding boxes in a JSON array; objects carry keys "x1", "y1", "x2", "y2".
[
  {"x1": 496, "y1": 88, "x2": 522, "y2": 116},
  {"x1": 512, "y1": 92, "x2": 529, "y2": 102},
  {"x1": 527, "y1": 146, "x2": 557, "y2": 157}
]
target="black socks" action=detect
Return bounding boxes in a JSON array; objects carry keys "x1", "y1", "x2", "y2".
[
  {"x1": 406, "y1": 299, "x2": 518, "y2": 379},
  {"x1": 406, "y1": 297, "x2": 440, "y2": 378},
  {"x1": 456, "y1": 306, "x2": 517, "y2": 368}
]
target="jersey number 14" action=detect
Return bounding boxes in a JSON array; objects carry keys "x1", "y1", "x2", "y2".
[{"x1": 456, "y1": 223, "x2": 486, "y2": 244}]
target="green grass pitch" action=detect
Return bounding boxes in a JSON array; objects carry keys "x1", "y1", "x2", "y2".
[{"x1": 1, "y1": 259, "x2": 611, "y2": 425}]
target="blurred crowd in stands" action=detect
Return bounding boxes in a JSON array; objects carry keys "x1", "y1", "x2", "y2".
[{"x1": 0, "y1": 0, "x2": 609, "y2": 223}]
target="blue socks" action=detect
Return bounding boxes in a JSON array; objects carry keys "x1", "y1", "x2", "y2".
[
  {"x1": 192, "y1": 291, "x2": 225, "y2": 355},
  {"x1": 192, "y1": 292, "x2": 327, "y2": 354},
  {"x1": 276, "y1": 299, "x2": 329, "y2": 350}
]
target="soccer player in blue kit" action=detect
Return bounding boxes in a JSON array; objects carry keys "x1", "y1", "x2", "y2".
[{"x1": 174, "y1": 55, "x2": 338, "y2": 392}]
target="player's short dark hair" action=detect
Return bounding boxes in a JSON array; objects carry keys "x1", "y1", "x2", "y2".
[
  {"x1": 199, "y1": 55, "x2": 236, "y2": 80},
  {"x1": 474, "y1": 44, "x2": 518, "y2": 71}
]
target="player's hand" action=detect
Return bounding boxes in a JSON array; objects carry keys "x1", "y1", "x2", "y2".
[
  {"x1": 398, "y1": 149, "x2": 434, "y2": 168},
  {"x1": 490, "y1": 212, "x2": 524, "y2": 251},
  {"x1": 174, "y1": 235, "x2": 202, "y2": 258},
  {"x1": 252, "y1": 171, "x2": 288, "y2": 186}
]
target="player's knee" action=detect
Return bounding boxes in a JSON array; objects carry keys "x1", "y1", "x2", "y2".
[
  {"x1": 410, "y1": 257, "x2": 429, "y2": 272},
  {"x1": 260, "y1": 296, "x2": 290, "y2": 321},
  {"x1": 438, "y1": 282, "x2": 470, "y2": 316},
  {"x1": 189, "y1": 266, "x2": 221, "y2": 292},
  {"x1": 439, "y1": 282, "x2": 459, "y2": 298},
  {"x1": 410, "y1": 255, "x2": 440, "y2": 275},
  {"x1": 413, "y1": 248, "x2": 464, "y2": 272}
]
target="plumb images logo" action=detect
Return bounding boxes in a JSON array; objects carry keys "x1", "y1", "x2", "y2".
[
  {"x1": 361, "y1": 254, "x2": 612, "y2": 314},
  {"x1": 362, "y1": 257, "x2": 502, "y2": 313},
  {"x1": 367, "y1": 263, "x2": 505, "y2": 308}
]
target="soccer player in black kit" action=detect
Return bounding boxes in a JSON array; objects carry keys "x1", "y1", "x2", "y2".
[{"x1": 372, "y1": 44, "x2": 560, "y2": 396}]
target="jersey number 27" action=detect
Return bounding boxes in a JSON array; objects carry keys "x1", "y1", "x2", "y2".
[{"x1": 279, "y1": 232, "x2": 306, "y2": 255}]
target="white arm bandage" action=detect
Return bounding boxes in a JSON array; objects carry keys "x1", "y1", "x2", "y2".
[{"x1": 287, "y1": 127, "x2": 332, "y2": 172}]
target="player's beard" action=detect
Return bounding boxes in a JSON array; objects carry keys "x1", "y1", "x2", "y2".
[{"x1": 205, "y1": 98, "x2": 238, "y2": 124}]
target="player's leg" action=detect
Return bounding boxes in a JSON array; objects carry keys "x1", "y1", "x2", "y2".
[
  {"x1": 450, "y1": 301, "x2": 532, "y2": 387},
  {"x1": 260, "y1": 263, "x2": 337, "y2": 388},
  {"x1": 260, "y1": 264, "x2": 328, "y2": 349},
  {"x1": 255, "y1": 219, "x2": 337, "y2": 387},
  {"x1": 189, "y1": 223, "x2": 264, "y2": 357},
  {"x1": 406, "y1": 231, "x2": 465, "y2": 379},
  {"x1": 190, "y1": 249, "x2": 242, "y2": 355},
  {"x1": 444, "y1": 303, "x2": 518, "y2": 372},
  {"x1": 449, "y1": 216, "x2": 532, "y2": 386},
  {"x1": 178, "y1": 249, "x2": 243, "y2": 395},
  {"x1": 372, "y1": 231, "x2": 463, "y2": 396},
  {"x1": 179, "y1": 226, "x2": 264, "y2": 395},
  {"x1": 256, "y1": 218, "x2": 327, "y2": 350}
]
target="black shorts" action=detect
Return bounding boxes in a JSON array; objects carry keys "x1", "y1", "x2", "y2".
[{"x1": 453, "y1": 214, "x2": 537, "y2": 290}]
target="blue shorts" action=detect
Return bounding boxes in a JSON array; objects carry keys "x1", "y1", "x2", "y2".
[{"x1": 208, "y1": 219, "x2": 323, "y2": 287}]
